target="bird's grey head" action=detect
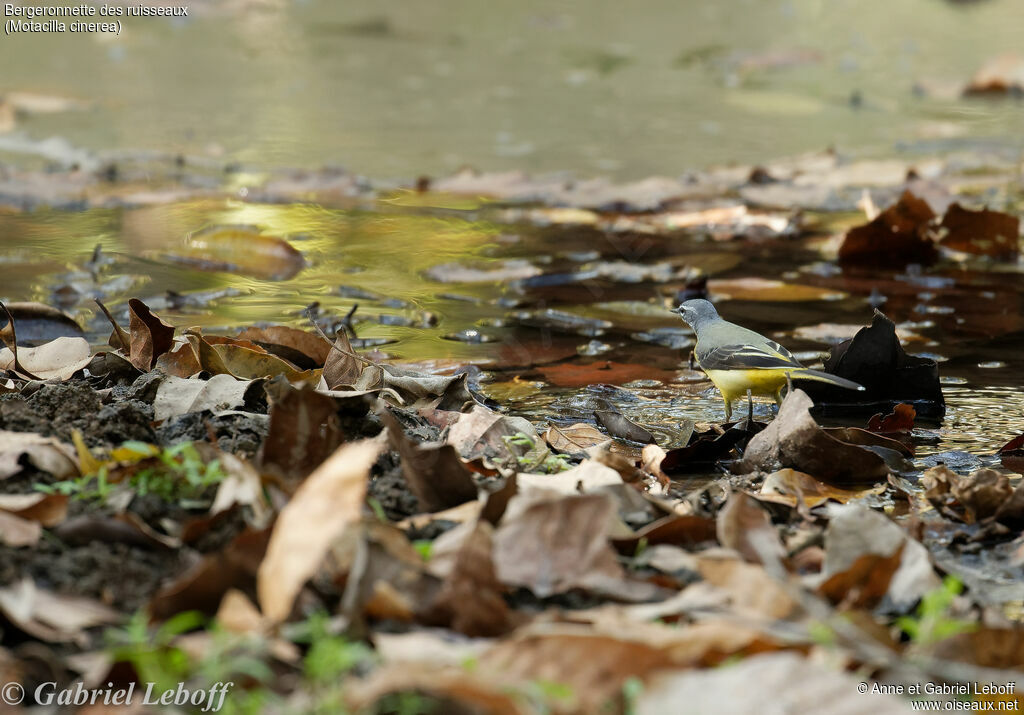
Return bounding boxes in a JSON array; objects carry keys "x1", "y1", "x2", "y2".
[{"x1": 672, "y1": 299, "x2": 720, "y2": 329}]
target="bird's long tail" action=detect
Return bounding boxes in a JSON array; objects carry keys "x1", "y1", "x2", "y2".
[{"x1": 789, "y1": 368, "x2": 865, "y2": 391}]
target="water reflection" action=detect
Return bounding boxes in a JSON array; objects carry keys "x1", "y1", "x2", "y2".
[{"x1": 1, "y1": 198, "x2": 1022, "y2": 461}]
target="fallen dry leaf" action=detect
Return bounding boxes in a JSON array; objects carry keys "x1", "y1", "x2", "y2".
[
  {"x1": 0, "y1": 511, "x2": 41, "y2": 547},
  {"x1": 817, "y1": 504, "x2": 939, "y2": 611},
  {"x1": 126, "y1": 298, "x2": 175, "y2": 371},
  {"x1": 322, "y1": 329, "x2": 362, "y2": 389},
  {"x1": 493, "y1": 492, "x2": 662, "y2": 600},
  {"x1": 152, "y1": 373, "x2": 264, "y2": 422},
  {"x1": 544, "y1": 422, "x2": 611, "y2": 454},
  {"x1": 717, "y1": 490, "x2": 785, "y2": 566},
  {"x1": 0, "y1": 336, "x2": 92, "y2": 381},
  {"x1": 258, "y1": 377, "x2": 346, "y2": 489},
  {"x1": 382, "y1": 408, "x2": 478, "y2": 513},
  {"x1": 0, "y1": 430, "x2": 78, "y2": 480},
  {"x1": 741, "y1": 390, "x2": 890, "y2": 486},
  {"x1": 0, "y1": 492, "x2": 68, "y2": 526},
  {"x1": 0, "y1": 578, "x2": 121, "y2": 645},
  {"x1": 258, "y1": 438, "x2": 383, "y2": 622},
  {"x1": 637, "y1": 652, "x2": 912, "y2": 715}
]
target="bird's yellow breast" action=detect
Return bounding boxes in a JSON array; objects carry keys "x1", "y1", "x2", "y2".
[{"x1": 704, "y1": 368, "x2": 789, "y2": 402}]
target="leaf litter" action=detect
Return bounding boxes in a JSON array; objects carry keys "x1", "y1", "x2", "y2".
[{"x1": 2, "y1": 143, "x2": 1024, "y2": 712}]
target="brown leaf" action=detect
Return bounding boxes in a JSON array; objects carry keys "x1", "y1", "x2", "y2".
[
  {"x1": 127, "y1": 298, "x2": 175, "y2": 371},
  {"x1": 740, "y1": 390, "x2": 890, "y2": 486},
  {"x1": 153, "y1": 341, "x2": 202, "y2": 377},
  {"x1": 866, "y1": 403, "x2": 916, "y2": 434},
  {"x1": 420, "y1": 521, "x2": 514, "y2": 637},
  {"x1": 951, "y1": 467, "x2": 1012, "y2": 523},
  {"x1": 717, "y1": 491, "x2": 785, "y2": 566},
  {"x1": 0, "y1": 492, "x2": 68, "y2": 526},
  {"x1": 930, "y1": 627, "x2": 1024, "y2": 669},
  {"x1": 544, "y1": 422, "x2": 610, "y2": 454},
  {"x1": 446, "y1": 404, "x2": 537, "y2": 465},
  {"x1": 493, "y1": 492, "x2": 662, "y2": 600},
  {"x1": 819, "y1": 504, "x2": 939, "y2": 610},
  {"x1": 817, "y1": 546, "x2": 904, "y2": 610},
  {"x1": 235, "y1": 325, "x2": 332, "y2": 369},
  {"x1": 382, "y1": 408, "x2": 478, "y2": 513},
  {"x1": 150, "y1": 526, "x2": 272, "y2": 620},
  {"x1": 322, "y1": 329, "x2": 362, "y2": 389},
  {"x1": 345, "y1": 664, "x2": 525, "y2": 715},
  {"x1": 838, "y1": 190, "x2": 937, "y2": 267},
  {"x1": 257, "y1": 438, "x2": 382, "y2": 622},
  {"x1": 257, "y1": 377, "x2": 353, "y2": 489},
  {"x1": 757, "y1": 468, "x2": 886, "y2": 509},
  {"x1": 939, "y1": 203, "x2": 1019, "y2": 259}
]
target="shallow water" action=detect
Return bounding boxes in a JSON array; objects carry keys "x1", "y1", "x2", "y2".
[
  {"x1": 1, "y1": 197, "x2": 1022, "y2": 459},
  {"x1": 3, "y1": 0, "x2": 1024, "y2": 179}
]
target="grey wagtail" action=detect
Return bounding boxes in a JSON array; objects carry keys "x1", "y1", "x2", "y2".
[{"x1": 673, "y1": 299, "x2": 864, "y2": 420}]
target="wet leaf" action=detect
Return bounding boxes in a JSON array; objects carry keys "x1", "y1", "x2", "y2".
[
  {"x1": 594, "y1": 409, "x2": 655, "y2": 444},
  {"x1": 0, "y1": 301, "x2": 83, "y2": 345},
  {"x1": 866, "y1": 403, "x2": 916, "y2": 434},
  {"x1": 175, "y1": 224, "x2": 306, "y2": 280},
  {"x1": 801, "y1": 309, "x2": 944, "y2": 418},
  {"x1": 964, "y1": 51, "x2": 1024, "y2": 95},
  {"x1": 741, "y1": 390, "x2": 890, "y2": 487},
  {"x1": 382, "y1": 408, "x2": 478, "y2": 513},
  {"x1": 838, "y1": 190, "x2": 938, "y2": 267},
  {"x1": 938, "y1": 202, "x2": 1019, "y2": 259},
  {"x1": 707, "y1": 277, "x2": 845, "y2": 302},
  {"x1": 757, "y1": 468, "x2": 886, "y2": 508},
  {"x1": 257, "y1": 438, "x2": 382, "y2": 622},
  {"x1": 662, "y1": 421, "x2": 764, "y2": 474},
  {"x1": 998, "y1": 433, "x2": 1024, "y2": 475}
]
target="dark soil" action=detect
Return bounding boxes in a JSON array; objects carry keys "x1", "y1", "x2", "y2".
[{"x1": 0, "y1": 539, "x2": 184, "y2": 612}]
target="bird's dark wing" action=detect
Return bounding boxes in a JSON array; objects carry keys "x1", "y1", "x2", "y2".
[{"x1": 696, "y1": 343, "x2": 804, "y2": 371}]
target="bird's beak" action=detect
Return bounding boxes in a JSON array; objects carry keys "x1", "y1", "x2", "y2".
[{"x1": 671, "y1": 305, "x2": 684, "y2": 315}]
